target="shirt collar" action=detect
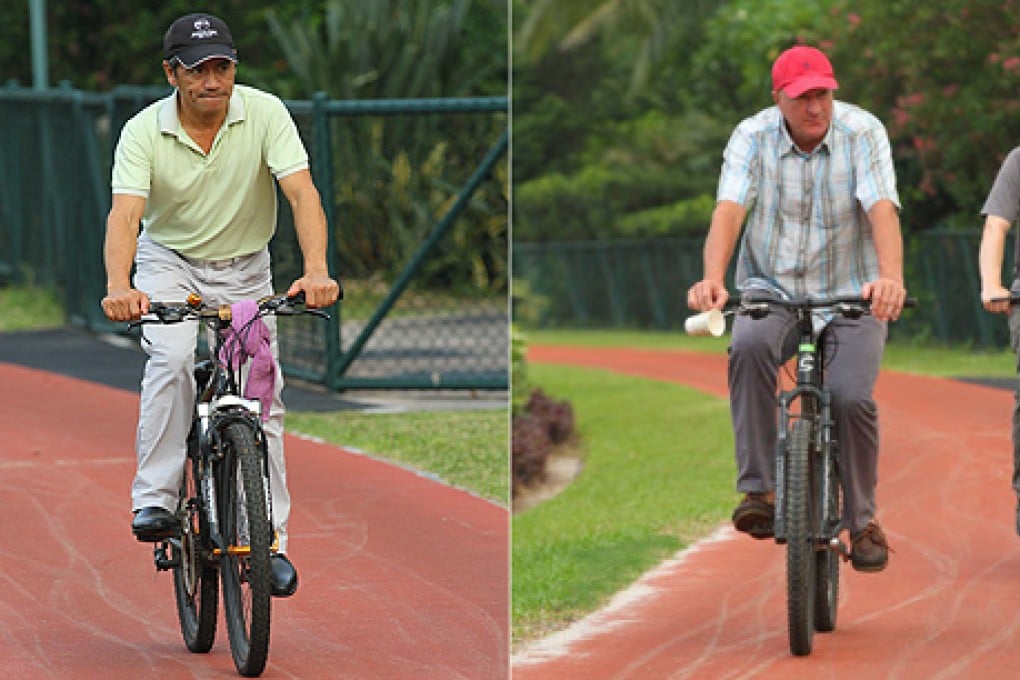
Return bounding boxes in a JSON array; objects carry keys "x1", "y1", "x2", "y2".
[
  {"x1": 158, "y1": 87, "x2": 246, "y2": 137},
  {"x1": 776, "y1": 114, "x2": 832, "y2": 158}
]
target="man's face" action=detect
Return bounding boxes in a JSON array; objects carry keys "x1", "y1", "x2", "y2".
[
  {"x1": 773, "y1": 87, "x2": 833, "y2": 152},
  {"x1": 163, "y1": 58, "x2": 236, "y2": 119}
]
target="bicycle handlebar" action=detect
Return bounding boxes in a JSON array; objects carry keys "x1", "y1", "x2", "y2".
[
  {"x1": 131, "y1": 291, "x2": 330, "y2": 329},
  {"x1": 726, "y1": 294, "x2": 917, "y2": 318}
]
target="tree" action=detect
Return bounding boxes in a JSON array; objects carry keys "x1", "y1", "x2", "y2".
[
  {"x1": 821, "y1": 0, "x2": 1020, "y2": 230},
  {"x1": 1, "y1": 1, "x2": 296, "y2": 90},
  {"x1": 514, "y1": 0, "x2": 720, "y2": 97},
  {"x1": 265, "y1": 0, "x2": 509, "y2": 289}
]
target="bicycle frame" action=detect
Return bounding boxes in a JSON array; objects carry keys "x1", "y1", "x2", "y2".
[
  {"x1": 151, "y1": 308, "x2": 273, "y2": 569},
  {"x1": 713, "y1": 292, "x2": 915, "y2": 656}
]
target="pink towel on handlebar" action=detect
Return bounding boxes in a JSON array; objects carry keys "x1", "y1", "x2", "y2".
[{"x1": 218, "y1": 299, "x2": 275, "y2": 422}]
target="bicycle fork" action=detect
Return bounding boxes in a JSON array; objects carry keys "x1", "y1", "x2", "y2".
[
  {"x1": 774, "y1": 386, "x2": 848, "y2": 561},
  {"x1": 818, "y1": 399, "x2": 851, "y2": 563}
]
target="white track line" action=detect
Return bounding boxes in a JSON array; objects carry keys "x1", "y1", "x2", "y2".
[{"x1": 513, "y1": 525, "x2": 738, "y2": 666}]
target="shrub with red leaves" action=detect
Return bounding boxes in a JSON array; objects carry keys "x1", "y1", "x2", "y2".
[
  {"x1": 525, "y1": 388, "x2": 575, "y2": 445},
  {"x1": 512, "y1": 414, "x2": 552, "y2": 494},
  {"x1": 512, "y1": 388, "x2": 576, "y2": 497}
]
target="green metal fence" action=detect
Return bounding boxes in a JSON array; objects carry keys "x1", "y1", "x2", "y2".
[
  {"x1": 0, "y1": 82, "x2": 508, "y2": 390},
  {"x1": 513, "y1": 230, "x2": 1014, "y2": 348}
]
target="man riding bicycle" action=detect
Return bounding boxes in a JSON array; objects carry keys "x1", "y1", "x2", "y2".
[
  {"x1": 978, "y1": 145, "x2": 1020, "y2": 535},
  {"x1": 100, "y1": 13, "x2": 340, "y2": 597},
  {"x1": 686, "y1": 45, "x2": 907, "y2": 572}
]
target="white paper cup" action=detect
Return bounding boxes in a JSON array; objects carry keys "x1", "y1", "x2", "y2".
[{"x1": 684, "y1": 309, "x2": 726, "y2": 336}]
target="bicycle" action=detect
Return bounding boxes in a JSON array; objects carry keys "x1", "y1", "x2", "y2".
[
  {"x1": 694, "y1": 293, "x2": 913, "y2": 656},
  {"x1": 130, "y1": 291, "x2": 329, "y2": 677}
]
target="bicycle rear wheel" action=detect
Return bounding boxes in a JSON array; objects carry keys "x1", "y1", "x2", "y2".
[
  {"x1": 814, "y1": 456, "x2": 841, "y2": 633},
  {"x1": 786, "y1": 417, "x2": 816, "y2": 656},
  {"x1": 219, "y1": 421, "x2": 272, "y2": 677},
  {"x1": 173, "y1": 450, "x2": 218, "y2": 653}
]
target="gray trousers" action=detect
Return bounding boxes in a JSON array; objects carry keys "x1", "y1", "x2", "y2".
[
  {"x1": 132, "y1": 234, "x2": 291, "y2": 552},
  {"x1": 728, "y1": 307, "x2": 887, "y2": 534}
]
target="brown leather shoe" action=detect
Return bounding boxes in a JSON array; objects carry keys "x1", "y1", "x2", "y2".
[
  {"x1": 732, "y1": 492, "x2": 774, "y2": 539},
  {"x1": 851, "y1": 521, "x2": 890, "y2": 572}
]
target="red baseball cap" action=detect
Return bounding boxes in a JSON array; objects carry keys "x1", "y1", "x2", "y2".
[{"x1": 771, "y1": 45, "x2": 839, "y2": 98}]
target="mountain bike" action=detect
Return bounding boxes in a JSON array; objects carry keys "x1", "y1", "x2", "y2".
[
  {"x1": 698, "y1": 293, "x2": 913, "y2": 656},
  {"x1": 131, "y1": 292, "x2": 329, "y2": 677}
]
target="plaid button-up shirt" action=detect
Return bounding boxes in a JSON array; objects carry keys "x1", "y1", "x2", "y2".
[{"x1": 718, "y1": 101, "x2": 900, "y2": 302}]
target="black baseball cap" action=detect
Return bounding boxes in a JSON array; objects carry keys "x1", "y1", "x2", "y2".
[{"x1": 163, "y1": 13, "x2": 238, "y2": 69}]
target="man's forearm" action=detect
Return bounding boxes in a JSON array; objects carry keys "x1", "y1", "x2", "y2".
[
  {"x1": 104, "y1": 218, "x2": 138, "y2": 291},
  {"x1": 979, "y1": 216, "x2": 1010, "y2": 290},
  {"x1": 868, "y1": 200, "x2": 904, "y2": 283},
  {"x1": 703, "y1": 200, "x2": 745, "y2": 282},
  {"x1": 282, "y1": 171, "x2": 331, "y2": 276},
  {"x1": 294, "y1": 204, "x2": 329, "y2": 272}
]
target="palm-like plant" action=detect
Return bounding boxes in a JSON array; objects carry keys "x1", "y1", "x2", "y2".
[
  {"x1": 267, "y1": 0, "x2": 500, "y2": 99},
  {"x1": 514, "y1": 0, "x2": 719, "y2": 94},
  {"x1": 265, "y1": 0, "x2": 508, "y2": 292}
]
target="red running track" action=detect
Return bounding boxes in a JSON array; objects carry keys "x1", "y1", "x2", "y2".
[
  {"x1": 0, "y1": 362, "x2": 507, "y2": 679},
  {"x1": 515, "y1": 345, "x2": 1020, "y2": 680}
]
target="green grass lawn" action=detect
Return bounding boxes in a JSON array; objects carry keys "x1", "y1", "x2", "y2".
[
  {"x1": 512, "y1": 362, "x2": 735, "y2": 643},
  {"x1": 287, "y1": 409, "x2": 509, "y2": 506},
  {"x1": 0, "y1": 286, "x2": 64, "y2": 331},
  {"x1": 524, "y1": 327, "x2": 1016, "y2": 377},
  {"x1": 512, "y1": 326, "x2": 1017, "y2": 647}
]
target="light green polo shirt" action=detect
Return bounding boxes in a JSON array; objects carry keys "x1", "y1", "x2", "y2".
[{"x1": 111, "y1": 84, "x2": 309, "y2": 259}]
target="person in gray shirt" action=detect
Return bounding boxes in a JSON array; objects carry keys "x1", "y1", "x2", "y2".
[{"x1": 979, "y1": 146, "x2": 1020, "y2": 533}]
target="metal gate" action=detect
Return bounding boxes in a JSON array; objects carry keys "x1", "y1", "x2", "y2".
[{"x1": 0, "y1": 83, "x2": 508, "y2": 390}]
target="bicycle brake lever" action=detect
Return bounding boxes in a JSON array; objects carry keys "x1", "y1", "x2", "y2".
[
  {"x1": 745, "y1": 302, "x2": 770, "y2": 319},
  {"x1": 834, "y1": 302, "x2": 865, "y2": 319}
]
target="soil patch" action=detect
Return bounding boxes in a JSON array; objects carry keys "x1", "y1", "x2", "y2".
[{"x1": 512, "y1": 447, "x2": 583, "y2": 513}]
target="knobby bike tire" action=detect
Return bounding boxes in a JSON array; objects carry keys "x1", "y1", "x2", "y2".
[
  {"x1": 219, "y1": 421, "x2": 273, "y2": 677},
  {"x1": 173, "y1": 450, "x2": 218, "y2": 653},
  {"x1": 786, "y1": 417, "x2": 816, "y2": 656},
  {"x1": 814, "y1": 455, "x2": 841, "y2": 633}
]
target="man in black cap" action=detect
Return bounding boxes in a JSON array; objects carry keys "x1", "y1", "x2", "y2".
[{"x1": 101, "y1": 13, "x2": 341, "y2": 598}]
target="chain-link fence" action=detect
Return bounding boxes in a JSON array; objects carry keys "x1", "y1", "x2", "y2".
[
  {"x1": 0, "y1": 83, "x2": 508, "y2": 390},
  {"x1": 513, "y1": 230, "x2": 1014, "y2": 348}
]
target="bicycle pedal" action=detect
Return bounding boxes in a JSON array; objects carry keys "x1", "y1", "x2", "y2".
[{"x1": 153, "y1": 541, "x2": 181, "y2": 571}]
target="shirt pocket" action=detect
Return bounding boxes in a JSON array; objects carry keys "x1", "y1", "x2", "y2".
[{"x1": 820, "y1": 165, "x2": 855, "y2": 230}]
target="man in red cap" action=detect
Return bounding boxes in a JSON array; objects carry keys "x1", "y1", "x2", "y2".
[{"x1": 686, "y1": 45, "x2": 907, "y2": 572}]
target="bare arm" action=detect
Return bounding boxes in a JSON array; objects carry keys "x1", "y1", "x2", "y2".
[
  {"x1": 686, "y1": 199, "x2": 746, "y2": 311},
  {"x1": 277, "y1": 169, "x2": 340, "y2": 308},
  {"x1": 979, "y1": 214, "x2": 1013, "y2": 314},
  {"x1": 101, "y1": 193, "x2": 149, "y2": 321},
  {"x1": 860, "y1": 198, "x2": 907, "y2": 321}
]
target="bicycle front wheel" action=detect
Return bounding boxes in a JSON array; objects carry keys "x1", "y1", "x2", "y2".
[
  {"x1": 219, "y1": 421, "x2": 272, "y2": 677},
  {"x1": 173, "y1": 450, "x2": 218, "y2": 653},
  {"x1": 786, "y1": 417, "x2": 816, "y2": 656}
]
